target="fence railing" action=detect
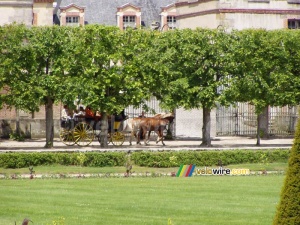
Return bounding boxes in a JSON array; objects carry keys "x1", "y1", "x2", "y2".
[{"x1": 216, "y1": 103, "x2": 298, "y2": 136}]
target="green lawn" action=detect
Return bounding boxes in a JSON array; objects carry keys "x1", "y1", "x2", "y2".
[{"x1": 0, "y1": 175, "x2": 284, "y2": 225}]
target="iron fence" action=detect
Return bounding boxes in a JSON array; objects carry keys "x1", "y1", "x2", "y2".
[{"x1": 216, "y1": 103, "x2": 299, "y2": 136}]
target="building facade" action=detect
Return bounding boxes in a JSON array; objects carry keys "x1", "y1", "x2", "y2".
[
  {"x1": 0, "y1": 0, "x2": 54, "y2": 26},
  {"x1": 174, "y1": 0, "x2": 300, "y2": 137},
  {"x1": 175, "y1": 0, "x2": 300, "y2": 30}
]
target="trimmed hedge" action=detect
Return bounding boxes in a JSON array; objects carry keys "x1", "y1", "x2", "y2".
[
  {"x1": 131, "y1": 149, "x2": 290, "y2": 167},
  {"x1": 0, "y1": 149, "x2": 289, "y2": 169},
  {"x1": 0, "y1": 152, "x2": 126, "y2": 169}
]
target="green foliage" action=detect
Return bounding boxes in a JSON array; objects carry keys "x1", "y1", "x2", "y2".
[
  {"x1": 9, "y1": 131, "x2": 25, "y2": 141},
  {"x1": 76, "y1": 152, "x2": 86, "y2": 167},
  {"x1": 2, "y1": 25, "x2": 300, "y2": 147},
  {"x1": 0, "y1": 150, "x2": 289, "y2": 169},
  {"x1": 139, "y1": 28, "x2": 235, "y2": 145},
  {"x1": 0, "y1": 152, "x2": 126, "y2": 169},
  {"x1": 273, "y1": 113, "x2": 300, "y2": 224},
  {"x1": 131, "y1": 150, "x2": 289, "y2": 168},
  {"x1": 260, "y1": 152, "x2": 269, "y2": 165},
  {"x1": 1, "y1": 25, "x2": 72, "y2": 111},
  {"x1": 225, "y1": 29, "x2": 300, "y2": 113},
  {"x1": 63, "y1": 25, "x2": 152, "y2": 114},
  {"x1": 0, "y1": 25, "x2": 81, "y2": 146},
  {"x1": 142, "y1": 28, "x2": 233, "y2": 111}
]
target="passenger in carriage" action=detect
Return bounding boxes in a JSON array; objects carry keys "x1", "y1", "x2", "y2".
[
  {"x1": 73, "y1": 106, "x2": 85, "y2": 122},
  {"x1": 85, "y1": 106, "x2": 95, "y2": 119},
  {"x1": 61, "y1": 105, "x2": 72, "y2": 120},
  {"x1": 94, "y1": 111, "x2": 101, "y2": 121},
  {"x1": 61, "y1": 104, "x2": 74, "y2": 128},
  {"x1": 95, "y1": 111, "x2": 101, "y2": 117}
]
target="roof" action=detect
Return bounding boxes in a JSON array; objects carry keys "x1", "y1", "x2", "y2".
[
  {"x1": 54, "y1": 0, "x2": 175, "y2": 27},
  {"x1": 60, "y1": 3, "x2": 86, "y2": 11}
]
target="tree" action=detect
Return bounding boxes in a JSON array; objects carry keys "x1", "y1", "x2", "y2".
[
  {"x1": 0, "y1": 24, "x2": 27, "y2": 138},
  {"x1": 141, "y1": 28, "x2": 232, "y2": 146},
  {"x1": 0, "y1": 24, "x2": 75, "y2": 147},
  {"x1": 276, "y1": 29, "x2": 300, "y2": 106},
  {"x1": 0, "y1": 24, "x2": 28, "y2": 109},
  {"x1": 224, "y1": 29, "x2": 300, "y2": 145},
  {"x1": 64, "y1": 25, "x2": 153, "y2": 147}
]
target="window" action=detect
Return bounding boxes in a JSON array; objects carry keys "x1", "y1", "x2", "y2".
[
  {"x1": 160, "y1": 4, "x2": 176, "y2": 31},
  {"x1": 167, "y1": 16, "x2": 176, "y2": 29},
  {"x1": 66, "y1": 16, "x2": 79, "y2": 26},
  {"x1": 123, "y1": 16, "x2": 136, "y2": 29},
  {"x1": 117, "y1": 3, "x2": 141, "y2": 30},
  {"x1": 288, "y1": 19, "x2": 300, "y2": 29},
  {"x1": 59, "y1": 4, "x2": 85, "y2": 26}
]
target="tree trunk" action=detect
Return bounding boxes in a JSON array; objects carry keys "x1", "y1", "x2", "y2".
[
  {"x1": 15, "y1": 108, "x2": 20, "y2": 137},
  {"x1": 100, "y1": 112, "x2": 108, "y2": 147},
  {"x1": 256, "y1": 106, "x2": 269, "y2": 146},
  {"x1": 201, "y1": 107, "x2": 212, "y2": 147},
  {"x1": 256, "y1": 114, "x2": 261, "y2": 146},
  {"x1": 45, "y1": 96, "x2": 54, "y2": 148},
  {"x1": 165, "y1": 109, "x2": 175, "y2": 140}
]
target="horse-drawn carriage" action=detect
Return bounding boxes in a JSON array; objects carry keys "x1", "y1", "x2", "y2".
[
  {"x1": 59, "y1": 111, "x2": 127, "y2": 147},
  {"x1": 59, "y1": 109, "x2": 174, "y2": 147}
]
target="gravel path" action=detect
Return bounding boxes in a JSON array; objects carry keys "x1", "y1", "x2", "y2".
[{"x1": 0, "y1": 136, "x2": 293, "y2": 152}]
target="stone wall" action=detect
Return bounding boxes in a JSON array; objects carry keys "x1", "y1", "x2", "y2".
[
  {"x1": 0, "y1": 119, "x2": 61, "y2": 139},
  {"x1": 0, "y1": 0, "x2": 33, "y2": 26}
]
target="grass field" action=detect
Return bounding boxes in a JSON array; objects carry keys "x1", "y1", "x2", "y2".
[{"x1": 0, "y1": 174, "x2": 285, "y2": 225}]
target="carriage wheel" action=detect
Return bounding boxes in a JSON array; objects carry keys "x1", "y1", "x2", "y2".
[
  {"x1": 59, "y1": 128, "x2": 75, "y2": 146},
  {"x1": 73, "y1": 122, "x2": 95, "y2": 146},
  {"x1": 111, "y1": 132, "x2": 125, "y2": 146}
]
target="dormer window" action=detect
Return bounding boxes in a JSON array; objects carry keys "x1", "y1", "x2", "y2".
[
  {"x1": 60, "y1": 4, "x2": 85, "y2": 26},
  {"x1": 117, "y1": 3, "x2": 141, "y2": 30},
  {"x1": 123, "y1": 16, "x2": 136, "y2": 29},
  {"x1": 167, "y1": 16, "x2": 176, "y2": 29},
  {"x1": 160, "y1": 4, "x2": 176, "y2": 31},
  {"x1": 66, "y1": 16, "x2": 79, "y2": 26}
]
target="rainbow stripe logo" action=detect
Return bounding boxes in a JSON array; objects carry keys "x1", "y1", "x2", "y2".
[{"x1": 176, "y1": 165, "x2": 195, "y2": 177}]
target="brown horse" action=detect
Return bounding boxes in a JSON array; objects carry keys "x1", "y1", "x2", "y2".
[
  {"x1": 122, "y1": 113, "x2": 174, "y2": 145},
  {"x1": 139, "y1": 117, "x2": 170, "y2": 145},
  {"x1": 144, "y1": 113, "x2": 174, "y2": 143}
]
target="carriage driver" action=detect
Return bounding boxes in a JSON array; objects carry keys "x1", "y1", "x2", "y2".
[{"x1": 113, "y1": 109, "x2": 127, "y2": 132}]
